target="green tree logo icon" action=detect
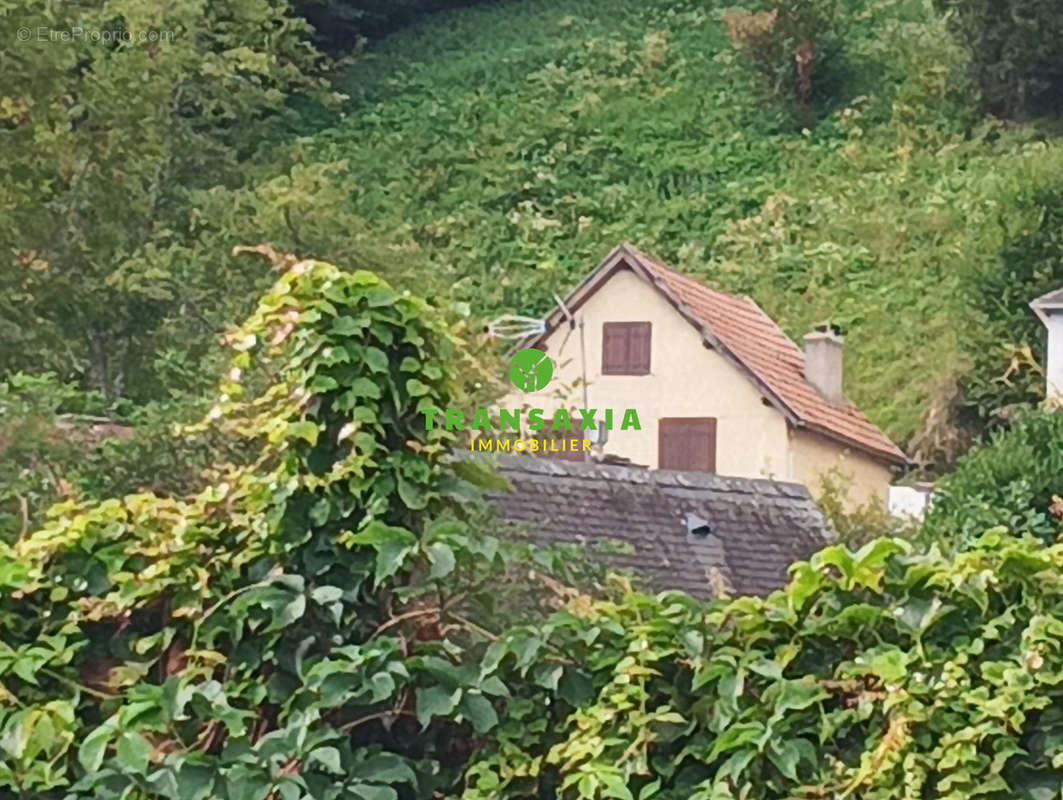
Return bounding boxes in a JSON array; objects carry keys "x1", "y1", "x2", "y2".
[{"x1": 509, "y1": 348, "x2": 553, "y2": 392}]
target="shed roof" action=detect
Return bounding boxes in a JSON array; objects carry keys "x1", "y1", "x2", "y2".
[{"x1": 484, "y1": 455, "x2": 831, "y2": 599}]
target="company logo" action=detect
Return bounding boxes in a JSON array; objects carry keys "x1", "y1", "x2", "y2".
[
  {"x1": 508, "y1": 348, "x2": 553, "y2": 393},
  {"x1": 422, "y1": 344, "x2": 642, "y2": 456}
]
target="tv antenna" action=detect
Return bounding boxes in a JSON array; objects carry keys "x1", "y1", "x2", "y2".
[{"x1": 484, "y1": 314, "x2": 546, "y2": 340}]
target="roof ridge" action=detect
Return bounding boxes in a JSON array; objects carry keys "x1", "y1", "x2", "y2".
[{"x1": 490, "y1": 454, "x2": 812, "y2": 496}]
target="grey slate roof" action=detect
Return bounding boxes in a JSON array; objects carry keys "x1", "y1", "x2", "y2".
[{"x1": 484, "y1": 456, "x2": 832, "y2": 600}]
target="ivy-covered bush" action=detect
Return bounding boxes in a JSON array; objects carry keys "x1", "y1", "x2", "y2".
[
  {"x1": 920, "y1": 410, "x2": 1063, "y2": 549},
  {"x1": 0, "y1": 259, "x2": 568, "y2": 799},
  {"x1": 463, "y1": 532, "x2": 1063, "y2": 800}
]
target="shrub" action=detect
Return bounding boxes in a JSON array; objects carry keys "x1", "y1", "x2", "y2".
[
  {"x1": 464, "y1": 532, "x2": 1063, "y2": 799},
  {"x1": 959, "y1": 180, "x2": 1063, "y2": 433},
  {"x1": 935, "y1": 0, "x2": 1063, "y2": 118},
  {"x1": 812, "y1": 468, "x2": 915, "y2": 548},
  {"x1": 722, "y1": 1, "x2": 842, "y2": 122},
  {"x1": 0, "y1": 259, "x2": 566, "y2": 798},
  {"x1": 920, "y1": 409, "x2": 1063, "y2": 548}
]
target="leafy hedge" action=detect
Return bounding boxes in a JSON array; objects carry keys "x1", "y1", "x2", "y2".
[
  {"x1": 0, "y1": 259, "x2": 543, "y2": 798},
  {"x1": 463, "y1": 531, "x2": 1063, "y2": 800}
]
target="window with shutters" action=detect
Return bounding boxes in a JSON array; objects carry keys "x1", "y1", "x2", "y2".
[
  {"x1": 601, "y1": 322, "x2": 651, "y2": 375},
  {"x1": 658, "y1": 418, "x2": 717, "y2": 472}
]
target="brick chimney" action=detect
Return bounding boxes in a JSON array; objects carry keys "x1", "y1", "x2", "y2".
[
  {"x1": 1030, "y1": 288, "x2": 1063, "y2": 401},
  {"x1": 803, "y1": 325, "x2": 844, "y2": 404}
]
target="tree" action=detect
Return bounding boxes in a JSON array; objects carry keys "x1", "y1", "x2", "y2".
[
  {"x1": 936, "y1": 0, "x2": 1063, "y2": 118},
  {"x1": 0, "y1": 0, "x2": 330, "y2": 403}
]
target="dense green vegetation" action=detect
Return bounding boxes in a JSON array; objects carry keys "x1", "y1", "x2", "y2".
[
  {"x1": 4, "y1": 0, "x2": 1063, "y2": 471},
  {"x1": 6, "y1": 0, "x2": 1063, "y2": 796},
  {"x1": 3, "y1": 263, "x2": 1063, "y2": 799},
  {"x1": 920, "y1": 410, "x2": 1063, "y2": 549},
  {"x1": 298, "y1": 0, "x2": 1063, "y2": 466}
]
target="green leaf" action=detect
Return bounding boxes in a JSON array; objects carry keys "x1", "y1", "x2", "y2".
[
  {"x1": 638, "y1": 779, "x2": 661, "y2": 800},
  {"x1": 176, "y1": 763, "x2": 216, "y2": 800},
  {"x1": 364, "y1": 347, "x2": 389, "y2": 373},
  {"x1": 115, "y1": 730, "x2": 152, "y2": 774},
  {"x1": 558, "y1": 669, "x2": 595, "y2": 706},
  {"x1": 397, "y1": 475, "x2": 428, "y2": 510},
  {"x1": 375, "y1": 541, "x2": 414, "y2": 584},
  {"x1": 351, "y1": 753, "x2": 417, "y2": 784},
  {"x1": 311, "y1": 585, "x2": 343, "y2": 604},
  {"x1": 349, "y1": 522, "x2": 417, "y2": 548},
  {"x1": 309, "y1": 374, "x2": 339, "y2": 393},
  {"x1": 416, "y1": 686, "x2": 460, "y2": 727},
  {"x1": 332, "y1": 316, "x2": 366, "y2": 336},
  {"x1": 406, "y1": 378, "x2": 431, "y2": 397},
  {"x1": 600, "y1": 773, "x2": 634, "y2": 800},
  {"x1": 458, "y1": 692, "x2": 499, "y2": 733},
  {"x1": 309, "y1": 746, "x2": 343, "y2": 775},
  {"x1": 767, "y1": 738, "x2": 800, "y2": 780},
  {"x1": 867, "y1": 646, "x2": 910, "y2": 683},
  {"x1": 286, "y1": 420, "x2": 319, "y2": 446},
  {"x1": 78, "y1": 722, "x2": 115, "y2": 773},
  {"x1": 353, "y1": 786, "x2": 397, "y2": 800},
  {"x1": 773, "y1": 679, "x2": 827, "y2": 712},
  {"x1": 708, "y1": 722, "x2": 763, "y2": 759},
  {"x1": 279, "y1": 594, "x2": 306, "y2": 628},
  {"x1": 426, "y1": 543, "x2": 455, "y2": 580},
  {"x1": 533, "y1": 663, "x2": 562, "y2": 691},
  {"x1": 349, "y1": 523, "x2": 418, "y2": 584}
]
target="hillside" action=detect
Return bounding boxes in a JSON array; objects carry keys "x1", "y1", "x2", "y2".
[{"x1": 303, "y1": 0, "x2": 1063, "y2": 465}]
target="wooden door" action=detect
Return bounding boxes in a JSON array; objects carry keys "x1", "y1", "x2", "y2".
[{"x1": 658, "y1": 418, "x2": 717, "y2": 472}]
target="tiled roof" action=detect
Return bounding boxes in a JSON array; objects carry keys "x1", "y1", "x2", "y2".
[
  {"x1": 622, "y1": 244, "x2": 906, "y2": 465},
  {"x1": 485, "y1": 456, "x2": 831, "y2": 599}
]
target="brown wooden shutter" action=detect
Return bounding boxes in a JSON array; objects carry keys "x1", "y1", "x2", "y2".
[
  {"x1": 602, "y1": 322, "x2": 652, "y2": 375},
  {"x1": 602, "y1": 324, "x2": 627, "y2": 374},
  {"x1": 629, "y1": 323, "x2": 651, "y2": 374},
  {"x1": 658, "y1": 418, "x2": 717, "y2": 472}
]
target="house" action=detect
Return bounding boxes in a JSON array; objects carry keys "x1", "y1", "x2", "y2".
[
  {"x1": 505, "y1": 243, "x2": 907, "y2": 508},
  {"x1": 483, "y1": 455, "x2": 831, "y2": 599},
  {"x1": 1031, "y1": 286, "x2": 1063, "y2": 401}
]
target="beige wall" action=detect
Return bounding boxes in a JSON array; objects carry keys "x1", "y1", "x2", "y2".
[
  {"x1": 790, "y1": 429, "x2": 892, "y2": 508},
  {"x1": 504, "y1": 267, "x2": 792, "y2": 478},
  {"x1": 500, "y1": 266, "x2": 892, "y2": 507}
]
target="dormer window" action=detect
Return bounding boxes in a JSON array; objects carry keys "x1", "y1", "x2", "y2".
[{"x1": 602, "y1": 322, "x2": 651, "y2": 375}]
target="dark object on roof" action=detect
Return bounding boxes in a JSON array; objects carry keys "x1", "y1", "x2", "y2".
[{"x1": 484, "y1": 455, "x2": 831, "y2": 599}]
